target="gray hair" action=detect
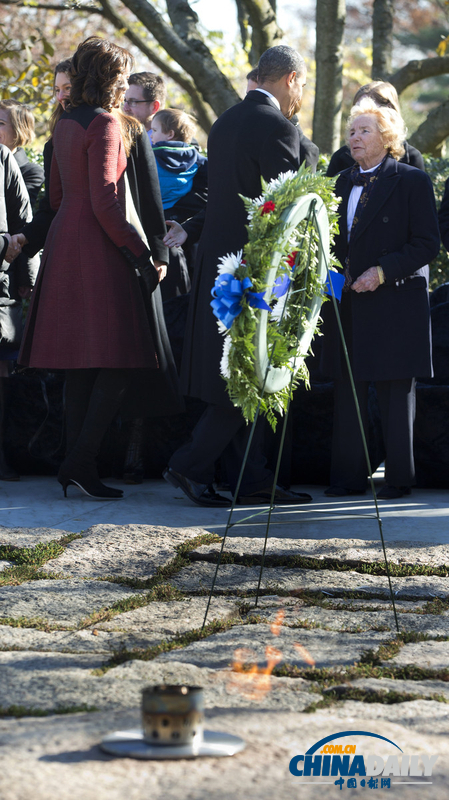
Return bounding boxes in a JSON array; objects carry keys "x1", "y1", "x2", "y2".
[
  {"x1": 346, "y1": 97, "x2": 406, "y2": 161},
  {"x1": 257, "y1": 45, "x2": 306, "y2": 84}
]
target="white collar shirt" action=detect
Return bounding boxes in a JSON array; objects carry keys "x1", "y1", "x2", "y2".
[
  {"x1": 347, "y1": 160, "x2": 383, "y2": 240},
  {"x1": 254, "y1": 88, "x2": 281, "y2": 112}
]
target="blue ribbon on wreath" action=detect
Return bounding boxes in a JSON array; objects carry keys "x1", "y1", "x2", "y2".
[
  {"x1": 211, "y1": 273, "x2": 271, "y2": 329},
  {"x1": 272, "y1": 273, "x2": 291, "y2": 298}
]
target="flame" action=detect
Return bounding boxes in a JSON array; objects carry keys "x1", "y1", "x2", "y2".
[
  {"x1": 227, "y1": 606, "x2": 315, "y2": 701},
  {"x1": 294, "y1": 642, "x2": 316, "y2": 666},
  {"x1": 227, "y1": 645, "x2": 283, "y2": 700},
  {"x1": 270, "y1": 609, "x2": 285, "y2": 636}
]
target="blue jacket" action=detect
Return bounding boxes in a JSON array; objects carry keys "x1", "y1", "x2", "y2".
[{"x1": 152, "y1": 141, "x2": 206, "y2": 210}]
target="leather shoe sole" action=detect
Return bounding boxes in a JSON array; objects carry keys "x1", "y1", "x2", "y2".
[
  {"x1": 238, "y1": 485, "x2": 312, "y2": 505},
  {"x1": 163, "y1": 467, "x2": 231, "y2": 507}
]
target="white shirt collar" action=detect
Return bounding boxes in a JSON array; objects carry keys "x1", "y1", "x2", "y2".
[{"x1": 254, "y1": 88, "x2": 281, "y2": 111}]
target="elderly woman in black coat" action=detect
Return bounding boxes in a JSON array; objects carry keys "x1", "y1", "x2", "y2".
[{"x1": 321, "y1": 97, "x2": 440, "y2": 500}]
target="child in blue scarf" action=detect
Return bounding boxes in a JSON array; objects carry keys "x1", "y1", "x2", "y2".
[{"x1": 151, "y1": 109, "x2": 207, "y2": 213}]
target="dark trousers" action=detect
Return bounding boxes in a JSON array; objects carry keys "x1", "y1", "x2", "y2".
[
  {"x1": 169, "y1": 403, "x2": 273, "y2": 494},
  {"x1": 330, "y1": 375, "x2": 416, "y2": 490}
]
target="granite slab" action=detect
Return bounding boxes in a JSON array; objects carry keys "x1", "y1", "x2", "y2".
[
  {"x1": 40, "y1": 524, "x2": 207, "y2": 579},
  {"x1": 0, "y1": 579, "x2": 142, "y2": 627},
  {"x1": 170, "y1": 562, "x2": 449, "y2": 599},
  {"x1": 193, "y1": 536, "x2": 449, "y2": 566}
]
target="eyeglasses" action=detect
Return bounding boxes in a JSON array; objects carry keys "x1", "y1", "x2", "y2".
[{"x1": 123, "y1": 98, "x2": 150, "y2": 107}]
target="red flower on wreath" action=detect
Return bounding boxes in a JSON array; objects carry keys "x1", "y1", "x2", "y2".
[
  {"x1": 286, "y1": 251, "x2": 298, "y2": 268},
  {"x1": 260, "y1": 200, "x2": 276, "y2": 215}
]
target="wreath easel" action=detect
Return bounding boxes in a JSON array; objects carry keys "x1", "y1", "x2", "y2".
[{"x1": 204, "y1": 166, "x2": 401, "y2": 636}]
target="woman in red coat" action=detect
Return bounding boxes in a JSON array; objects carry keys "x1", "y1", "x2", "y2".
[{"x1": 19, "y1": 37, "x2": 167, "y2": 499}]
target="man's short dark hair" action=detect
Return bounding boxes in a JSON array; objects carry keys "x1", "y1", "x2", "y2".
[
  {"x1": 129, "y1": 72, "x2": 166, "y2": 105},
  {"x1": 257, "y1": 46, "x2": 306, "y2": 84},
  {"x1": 246, "y1": 67, "x2": 259, "y2": 82}
]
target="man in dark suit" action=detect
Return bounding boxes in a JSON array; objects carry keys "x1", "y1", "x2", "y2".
[
  {"x1": 246, "y1": 66, "x2": 319, "y2": 172},
  {"x1": 164, "y1": 45, "x2": 315, "y2": 507}
]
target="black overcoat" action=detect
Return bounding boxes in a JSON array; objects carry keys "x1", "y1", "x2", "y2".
[
  {"x1": 321, "y1": 156, "x2": 440, "y2": 382},
  {"x1": 181, "y1": 90, "x2": 307, "y2": 405}
]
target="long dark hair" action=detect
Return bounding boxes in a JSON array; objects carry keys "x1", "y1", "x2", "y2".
[
  {"x1": 49, "y1": 58, "x2": 72, "y2": 137},
  {"x1": 69, "y1": 37, "x2": 133, "y2": 111}
]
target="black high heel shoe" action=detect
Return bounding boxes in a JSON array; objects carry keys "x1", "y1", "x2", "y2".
[{"x1": 58, "y1": 463, "x2": 123, "y2": 500}]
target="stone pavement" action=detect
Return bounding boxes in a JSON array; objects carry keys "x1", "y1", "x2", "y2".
[{"x1": 0, "y1": 478, "x2": 448, "y2": 798}]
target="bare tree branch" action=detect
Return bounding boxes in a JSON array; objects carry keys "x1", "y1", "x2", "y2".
[
  {"x1": 98, "y1": 0, "x2": 215, "y2": 132},
  {"x1": 235, "y1": 0, "x2": 250, "y2": 52},
  {"x1": 390, "y1": 55, "x2": 449, "y2": 95},
  {"x1": 239, "y1": 0, "x2": 283, "y2": 63},
  {"x1": 125, "y1": 0, "x2": 240, "y2": 114},
  {"x1": 408, "y1": 98, "x2": 449, "y2": 155},
  {"x1": 0, "y1": 0, "x2": 241, "y2": 116}
]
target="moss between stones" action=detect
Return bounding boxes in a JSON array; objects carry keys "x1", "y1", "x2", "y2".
[
  {"x1": 0, "y1": 703, "x2": 98, "y2": 718},
  {"x1": 191, "y1": 550, "x2": 449, "y2": 577},
  {"x1": 0, "y1": 534, "x2": 82, "y2": 587},
  {"x1": 303, "y1": 687, "x2": 448, "y2": 713},
  {"x1": 92, "y1": 616, "x2": 241, "y2": 676}
]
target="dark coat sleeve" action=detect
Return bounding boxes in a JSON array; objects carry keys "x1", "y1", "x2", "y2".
[
  {"x1": 297, "y1": 126, "x2": 319, "y2": 172},
  {"x1": 379, "y1": 169, "x2": 440, "y2": 283},
  {"x1": 402, "y1": 142, "x2": 425, "y2": 171},
  {"x1": 15, "y1": 151, "x2": 45, "y2": 208},
  {"x1": 1, "y1": 146, "x2": 31, "y2": 239},
  {"x1": 21, "y1": 139, "x2": 56, "y2": 257},
  {"x1": 182, "y1": 208, "x2": 206, "y2": 244},
  {"x1": 439, "y1": 177, "x2": 449, "y2": 252},
  {"x1": 327, "y1": 146, "x2": 354, "y2": 177},
  {"x1": 127, "y1": 131, "x2": 168, "y2": 264}
]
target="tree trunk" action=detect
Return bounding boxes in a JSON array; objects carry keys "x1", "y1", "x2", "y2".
[
  {"x1": 408, "y1": 99, "x2": 449, "y2": 155},
  {"x1": 313, "y1": 0, "x2": 345, "y2": 155},
  {"x1": 372, "y1": 0, "x2": 394, "y2": 80}
]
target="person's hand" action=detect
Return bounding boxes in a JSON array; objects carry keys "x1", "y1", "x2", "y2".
[
  {"x1": 163, "y1": 220, "x2": 188, "y2": 248},
  {"x1": 18, "y1": 286, "x2": 33, "y2": 299},
  {"x1": 153, "y1": 260, "x2": 167, "y2": 282},
  {"x1": 351, "y1": 266, "x2": 380, "y2": 293},
  {"x1": 4, "y1": 233, "x2": 27, "y2": 263}
]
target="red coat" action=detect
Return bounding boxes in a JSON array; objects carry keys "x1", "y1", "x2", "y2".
[{"x1": 19, "y1": 105, "x2": 157, "y2": 369}]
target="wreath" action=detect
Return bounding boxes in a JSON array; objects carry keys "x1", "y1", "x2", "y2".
[{"x1": 210, "y1": 165, "x2": 341, "y2": 429}]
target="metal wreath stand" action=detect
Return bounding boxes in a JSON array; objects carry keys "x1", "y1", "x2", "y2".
[{"x1": 202, "y1": 192, "x2": 400, "y2": 635}]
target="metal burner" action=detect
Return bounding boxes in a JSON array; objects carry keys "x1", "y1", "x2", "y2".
[{"x1": 100, "y1": 685, "x2": 246, "y2": 760}]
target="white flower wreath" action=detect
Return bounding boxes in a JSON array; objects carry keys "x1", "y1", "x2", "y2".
[{"x1": 210, "y1": 165, "x2": 341, "y2": 429}]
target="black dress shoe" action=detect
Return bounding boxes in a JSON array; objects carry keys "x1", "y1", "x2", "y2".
[
  {"x1": 237, "y1": 485, "x2": 312, "y2": 505},
  {"x1": 163, "y1": 467, "x2": 231, "y2": 507},
  {"x1": 377, "y1": 485, "x2": 411, "y2": 500},
  {"x1": 324, "y1": 486, "x2": 366, "y2": 497}
]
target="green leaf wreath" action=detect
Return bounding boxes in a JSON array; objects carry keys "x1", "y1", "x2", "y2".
[{"x1": 212, "y1": 164, "x2": 341, "y2": 430}]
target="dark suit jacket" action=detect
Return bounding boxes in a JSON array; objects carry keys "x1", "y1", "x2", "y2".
[
  {"x1": 294, "y1": 121, "x2": 319, "y2": 172},
  {"x1": 321, "y1": 156, "x2": 440, "y2": 382},
  {"x1": 181, "y1": 90, "x2": 305, "y2": 405},
  {"x1": 327, "y1": 141, "x2": 424, "y2": 177}
]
